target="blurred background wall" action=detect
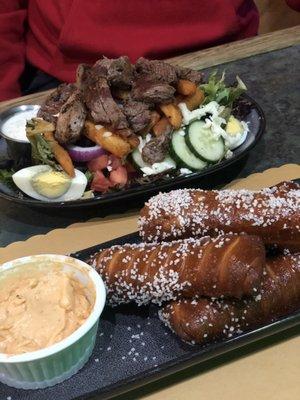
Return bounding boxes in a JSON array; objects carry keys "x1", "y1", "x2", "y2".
[{"x1": 257, "y1": 0, "x2": 300, "y2": 33}]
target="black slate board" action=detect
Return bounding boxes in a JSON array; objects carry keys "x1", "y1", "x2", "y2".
[{"x1": 1, "y1": 231, "x2": 300, "y2": 400}]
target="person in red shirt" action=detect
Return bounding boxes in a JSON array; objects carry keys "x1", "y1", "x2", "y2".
[{"x1": 0, "y1": 0, "x2": 299, "y2": 101}]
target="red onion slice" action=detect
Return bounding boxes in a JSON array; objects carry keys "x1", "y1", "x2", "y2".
[{"x1": 66, "y1": 144, "x2": 106, "y2": 162}]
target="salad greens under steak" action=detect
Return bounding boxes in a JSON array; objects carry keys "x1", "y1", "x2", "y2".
[{"x1": 201, "y1": 71, "x2": 247, "y2": 107}]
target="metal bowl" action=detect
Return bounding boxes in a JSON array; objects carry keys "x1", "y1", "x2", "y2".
[{"x1": 0, "y1": 105, "x2": 40, "y2": 170}]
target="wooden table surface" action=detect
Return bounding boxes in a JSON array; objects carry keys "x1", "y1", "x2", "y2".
[{"x1": 1, "y1": 25, "x2": 300, "y2": 111}]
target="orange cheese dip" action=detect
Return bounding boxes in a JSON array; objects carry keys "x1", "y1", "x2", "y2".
[{"x1": 0, "y1": 261, "x2": 94, "y2": 354}]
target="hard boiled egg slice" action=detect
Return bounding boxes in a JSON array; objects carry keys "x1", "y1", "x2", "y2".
[
  {"x1": 224, "y1": 116, "x2": 249, "y2": 150},
  {"x1": 12, "y1": 165, "x2": 87, "y2": 202}
]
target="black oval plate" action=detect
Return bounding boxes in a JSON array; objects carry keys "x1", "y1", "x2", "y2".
[{"x1": 0, "y1": 94, "x2": 265, "y2": 208}]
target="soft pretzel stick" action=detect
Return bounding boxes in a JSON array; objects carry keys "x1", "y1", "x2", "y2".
[
  {"x1": 139, "y1": 182, "x2": 300, "y2": 251},
  {"x1": 159, "y1": 253, "x2": 300, "y2": 344},
  {"x1": 89, "y1": 234, "x2": 265, "y2": 305}
]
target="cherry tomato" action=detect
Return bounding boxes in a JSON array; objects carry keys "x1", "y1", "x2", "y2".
[
  {"x1": 109, "y1": 166, "x2": 128, "y2": 186},
  {"x1": 91, "y1": 170, "x2": 112, "y2": 192},
  {"x1": 88, "y1": 155, "x2": 109, "y2": 172}
]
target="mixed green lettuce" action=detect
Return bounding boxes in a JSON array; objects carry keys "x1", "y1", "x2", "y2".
[
  {"x1": 26, "y1": 119, "x2": 60, "y2": 170},
  {"x1": 0, "y1": 169, "x2": 14, "y2": 186},
  {"x1": 27, "y1": 132, "x2": 58, "y2": 168},
  {"x1": 200, "y1": 71, "x2": 247, "y2": 107}
]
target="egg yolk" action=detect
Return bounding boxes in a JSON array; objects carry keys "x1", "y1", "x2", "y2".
[
  {"x1": 31, "y1": 170, "x2": 71, "y2": 199},
  {"x1": 226, "y1": 116, "x2": 243, "y2": 136}
]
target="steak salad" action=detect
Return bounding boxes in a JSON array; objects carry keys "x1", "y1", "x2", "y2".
[{"x1": 2, "y1": 57, "x2": 250, "y2": 202}]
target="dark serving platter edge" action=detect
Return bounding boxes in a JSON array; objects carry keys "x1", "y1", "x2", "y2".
[
  {"x1": 0, "y1": 94, "x2": 266, "y2": 208},
  {"x1": 73, "y1": 232, "x2": 300, "y2": 400},
  {"x1": 82, "y1": 314, "x2": 300, "y2": 400}
]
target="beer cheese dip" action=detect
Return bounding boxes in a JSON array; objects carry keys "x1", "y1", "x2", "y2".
[{"x1": 0, "y1": 260, "x2": 95, "y2": 355}]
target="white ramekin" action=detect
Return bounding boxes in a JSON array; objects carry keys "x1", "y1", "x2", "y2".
[{"x1": 0, "y1": 254, "x2": 106, "y2": 389}]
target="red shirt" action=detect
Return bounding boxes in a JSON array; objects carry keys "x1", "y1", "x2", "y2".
[{"x1": 0, "y1": 0, "x2": 297, "y2": 101}]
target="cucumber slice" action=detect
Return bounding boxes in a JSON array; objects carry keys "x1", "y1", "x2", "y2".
[
  {"x1": 186, "y1": 120, "x2": 225, "y2": 163},
  {"x1": 131, "y1": 148, "x2": 148, "y2": 169},
  {"x1": 171, "y1": 130, "x2": 207, "y2": 171}
]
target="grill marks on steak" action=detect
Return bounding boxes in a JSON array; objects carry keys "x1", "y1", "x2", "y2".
[
  {"x1": 176, "y1": 66, "x2": 203, "y2": 84},
  {"x1": 132, "y1": 58, "x2": 177, "y2": 104},
  {"x1": 135, "y1": 57, "x2": 178, "y2": 85},
  {"x1": 83, "y1": 72, "x2": 129, "y2": 130},
  {"x1": 93, "y1": 56, "x2": 134, "y2": 89},
  {"x1": 38, "y1": 57, "x2": 202, "y2": 148},
  {"x1": 79, "y1": 59, "x2": 134, "y2": 130},
  {"x1": 76, "y1": 63, "x2": 93, "y2": 91},
  {"x1": 142, "y1": 132, "x2": 171, "y2": 164},
  {"x1": 122, "y1": 99, "x2": 152, "y2": 133},
  {"x1": 132, "y1": 79, "x2": 175, "y2": 104},
  {"x1": 55, "y1": 89, "x2": 87, "y2": 144},
  {"x1": 37, "y1": 83, "x2": 76, "y2": 123},
  {"x1": 131, "y1": 58, "x2": 179, "y2": 104}
]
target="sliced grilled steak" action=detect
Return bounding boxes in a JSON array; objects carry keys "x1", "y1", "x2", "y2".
[
  {"x1": 176, "y1": 66, "x2": 203, "y2": 84},
  {"x1": 55, "y1": 90, "x2": 87, "y2": 144},
  {"x1": 76, "y1": 63, "x2": 93, "y2": 90},
  {"x1": 37, "y1": 83, "x2": 76, "y2": 123},
  {"x1": 111, "y1": 88, "x2": 131, "y2": 101},
  {"x1": 132, "y1": 79, "x2": 175, "y2": 104},
  {"x1": 122, "y1": 99, "x2": 152, "y2": 133},
  {"x1": 93, "y1": 56, "x2": 134, "y2": 88},
  {"x1": 142, "y1": 132, "x2": 171, "y2": 164},
  {"x1": 135, "y1": 57, "x2": 177, "y2": 84},
  {"x1": 83, "y1": 72, "x2": 128, "y2": 129}
]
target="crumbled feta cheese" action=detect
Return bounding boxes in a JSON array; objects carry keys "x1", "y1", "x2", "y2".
[
  {"x1": 180, "y1": 168, "x2": 193, "y2": 175},
  {"x1": 141, "y1": 157, "x2": 176, "y2": 176},
  {"x1": 224, "y1": 149, "x2": 233, "y2": 159},
  {"x1": 178, "y1": 101, "x2": 222, "y2": 126},
  {"x1": 178, "y1": 101, "x2": 248, "y2": 150}
]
